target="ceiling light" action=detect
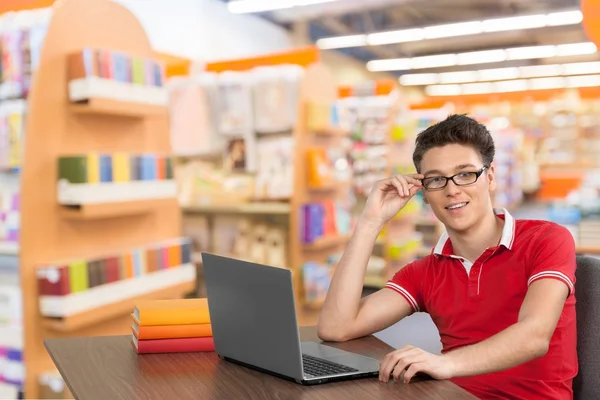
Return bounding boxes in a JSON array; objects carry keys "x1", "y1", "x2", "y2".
[
  {"x1": 399, "y1": 73, "x2": 438, "y2": 85},
  {"x1": 398, "y1": 61, "x2": 600, "y2": 86},
  {"x1": 546, "y1": 10, "x2": 583, "y2": 26},
  {"x1": 411, "y1": 54, "x2": 457, "y2": 69},
  {"x1": 317, "y1": 9, "x2": 582, "y2": 50},
  {"x1": 478, "y1": 67, "x2": 520, "y2": 81},
  {"x1": 566, "y1": 75, "x2": 600, "y2": 87},
  {"x1": 457, "y1": 49, "x2": 506, "y2": 65},
  {"x1": 563, "y1": 61, "x2": 600, "y2": 75},
  {"x1": 367, "y1": 28, "x2": 424, "y2": 45},
  {"x1": 506, "y1": 45, "x2": 556, "y2": 60},
  {"x1": 438, "y1": 71, "x2": 479, "y2": 84},
  {"x1": 423, "y1": 74, "x2": 600, "y2": 96},
  {"x1": 370, "y1": 42, "x2": 596, "y2": 72},
  {"x1": 228, "y1": 0, "x2": 337, "y2": 14},
  {"x1": 555, "y1": 42, "x2": 597, "y2": 57},
  {"x1": 423, "y1": 21, "x2": 482, "y2": 39},
  {"x1": 461, "y1": 82, "x2": 494, "y2": 95},
  {"x1": 519, "y1": 64, "x2": 562, "y2": 78},
  {"x1": 316, "y1": 34, "x2": 367, "y2": 49},
  {"x1": 482, "y1": 14, "x2": 547, "y2": 32},
  {"x1": 367, "y1": 58, "x2": 412, "y2": 72},
  {"x1": 495, "y1": 79, "x2": 528, "y2": 92},
  {"x1": 425, "y1": 85, "x2": 461, "y2": 96}
]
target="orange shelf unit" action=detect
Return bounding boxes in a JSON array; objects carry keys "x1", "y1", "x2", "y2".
[
  {"x1": 205, "y1": 46, "x2": 320, "y2": 72},
  {"x1": 41, "y1": 281, "x2": 195, "y2": 333},
  {"x1": 69, "y1": 98, "x2": 168, "y2": 118},
  {"x1": 19, "y1": 0, "x2": 187, "y2": 397}
]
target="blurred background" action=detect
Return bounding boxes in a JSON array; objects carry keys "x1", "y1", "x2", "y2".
[{"x1": 1, "y1": 0, "x2": 600, "y2": 398}]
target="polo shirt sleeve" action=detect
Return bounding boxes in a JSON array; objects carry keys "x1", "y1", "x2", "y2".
[
  {"x1": 384, "y1": 259, "x2": 426, "y2": 313},
  {"x1": 528, "y1": 223, "x2": 576, "y2": 296}
]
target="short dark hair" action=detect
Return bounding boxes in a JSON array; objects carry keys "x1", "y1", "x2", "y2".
[{"x1": 412, "y1": 114, "x2": 495, "y2": 172}]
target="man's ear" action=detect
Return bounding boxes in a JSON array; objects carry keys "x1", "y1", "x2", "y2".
[{"x1": 487, "y1": 162, "x2": 496, "y2": 192}]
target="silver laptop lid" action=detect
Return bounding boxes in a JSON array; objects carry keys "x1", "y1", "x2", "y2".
[{"x1": 202, "y1": 253, "x2": 304, "y2": 381}]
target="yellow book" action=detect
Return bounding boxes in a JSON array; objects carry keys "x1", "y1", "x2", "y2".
[
  {"x1": 86, "y1": 153, "x2": 99, "y2": 183},
  {"x1": 112, "y1": 152, "x2": 130, "y2": 182},
  {"x1": 133, "y1": 298, "x2": 210, "y2": 326}
]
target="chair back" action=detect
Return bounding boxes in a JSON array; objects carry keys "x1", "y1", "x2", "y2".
[{"x1": 573, "y1": 255, "x2": 600, "y2": 399}]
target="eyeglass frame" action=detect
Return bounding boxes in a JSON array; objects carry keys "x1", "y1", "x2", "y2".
[{"x1": 420, "y1": 166, "x2": 489, "y2": 190}]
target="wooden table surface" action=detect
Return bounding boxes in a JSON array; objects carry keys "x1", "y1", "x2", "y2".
[{"x1": 44, "y1": 326, "x2": 477, "y2": 400}]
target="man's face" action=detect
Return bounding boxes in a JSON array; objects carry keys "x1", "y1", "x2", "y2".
[{"x1": 420, "y1": 143, "x2": 495, "y2": 234}]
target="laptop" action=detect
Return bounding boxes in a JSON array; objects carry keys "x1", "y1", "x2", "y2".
[{"x1": 201, "y1": 253, "x2": 380, "y2": 385}]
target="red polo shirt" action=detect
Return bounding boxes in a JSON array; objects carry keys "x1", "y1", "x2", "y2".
[{"x1": 385, "y1": 208, "x2": 578, "y2": 400}]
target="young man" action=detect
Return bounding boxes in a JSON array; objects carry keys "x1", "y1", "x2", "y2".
[{"x1": 317, "y1": 114, "x2": 577, "y2": 399}]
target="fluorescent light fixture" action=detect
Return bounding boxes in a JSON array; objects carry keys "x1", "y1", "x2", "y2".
[
  {"x1": 461, "y1": 82, "x2": 494, "y2": 95},
  {"x1": 411, "y1": 54, "x2": 457, "y2": 69},
  {"x1": 556, "y1": 42, "x2": 597, "y2": 56},
  {"x1": 399, "y1": 73, "x2": 438, "y2": 85},
  {"x1": 423, "y1": 74, "x2": 600, "y2": 96},
  {"x1": 228, "y1": 0, "x2": 337, "y2": 14},
  {"x1": 566, "y1": 75, "x2": 600, "y2": 87},
  {"x1": 370, "y1": 42, "x2": 596, "y2": 72},
  {"x1": 316, "y1": 34, "x2": 367, "y2": 49},
  {"x1": 495, "y1": 79, "x2": 528, "y2": 92},
  {"x1": 563, "y1": 61, "x2": 600, "y2": 75},
  {"x1": 529, "y1": 77, "x2": 565, "y2": 90},
  {"x1": 425, "y1": 84, "x2": 461, "y2": 96},
  {"x1": 519, "y1": 64, "x2": 562, "y2": 78},
  {"x1": 367, "y1": 28, "x2": 424, "y2": 46},
  {"x1": 482, "y1": 14, "x2": 547, "y2": 33},
  {"x1": 438, "y1": 71, "x2": 479, "y2": 84},
  {"x1": 457, "y1": 49, "x2": 506, "y2": 65},
  {"x1": 506, "y1": 45, "x2": 556, "y2": 60},
  {"x1": 367, "y1": 58, "x2": 412, "y2": 72},
  {"x1": 478, "y1": 67, "x2": 520, "y2": 81},
  {"x1": 423, "y1": 21, "x2": 482, "y2": 39},
  {"x1": 547, "y1": 10, "x2": 583, "y2": 26},
  {"x1": 399, "y1": 61, "x2": 600, "y2": 86},
  {"x1": 317, "y1": 9, "x2": 582, "y2": 50}
]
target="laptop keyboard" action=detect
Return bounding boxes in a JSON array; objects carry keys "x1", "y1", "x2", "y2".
[{"x1": 302, "y1": 354, "x2": 359, "y2": 377}]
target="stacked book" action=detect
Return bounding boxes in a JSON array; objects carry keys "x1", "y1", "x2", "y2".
[{"x1": 131, "y1": 298, "x2": 214, "y2": 354}]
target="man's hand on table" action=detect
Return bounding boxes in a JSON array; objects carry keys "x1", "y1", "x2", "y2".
[{"x1": 378, "y1": 345, "x2": 455, "y2": 384}]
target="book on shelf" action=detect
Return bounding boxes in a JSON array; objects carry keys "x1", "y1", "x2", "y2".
[{"x1": 36, "y1": 237, "x2": 192, "y2": 297}]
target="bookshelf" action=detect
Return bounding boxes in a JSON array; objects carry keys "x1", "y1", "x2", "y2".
[
  {"x1": 174, "y1": 50, "x2": 352, "y2": 311},
  {"x1": 18, "y1": 0, "x2": 194, "y2": 397}
]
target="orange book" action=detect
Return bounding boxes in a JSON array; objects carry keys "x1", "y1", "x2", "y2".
[
  {"x1": 122, "y1": 252, "x2": 134, "y2": 279},
  {"x1": 131, "y1": 315, "x2": 212, "y2": 340},
  {"x1": 133, "y1": 298, "x2": 210, "y2": 326},
  {"x1": 167, "y1": 244, "x2": 181, "y2": 267}
]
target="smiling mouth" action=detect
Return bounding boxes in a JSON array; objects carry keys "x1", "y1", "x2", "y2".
[{"x1": 445, "y1": 202, "x2": 468, "y2": 210}]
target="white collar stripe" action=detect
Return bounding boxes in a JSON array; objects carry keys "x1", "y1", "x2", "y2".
[{"x1": 433, "y1": 208, "x2": 515, "y2": 256}]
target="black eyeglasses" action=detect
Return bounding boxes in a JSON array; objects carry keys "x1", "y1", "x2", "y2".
[{"x1": 421, "y1": 166, "x2": 488, "y2": 190}]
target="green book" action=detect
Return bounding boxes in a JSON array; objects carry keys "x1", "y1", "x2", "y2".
[
  {"x1": 58, "y1": 156, "x2": 88, "y2": 184},
  {"x1": 165, "y1": 157, "x2": 173, "y2": 179},
  {"x1": 69, "y1": 260, "x2": 89, "y2": 293},
  {"x1": 132, "y1": 58, "x2": 145, "y2": 84}
]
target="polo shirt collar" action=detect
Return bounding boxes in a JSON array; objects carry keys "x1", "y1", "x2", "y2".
[{"x1": 433, "y1": 208, "x2": 516, "y2": 257}]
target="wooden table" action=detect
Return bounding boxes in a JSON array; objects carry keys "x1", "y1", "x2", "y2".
[{"x1": 44, "y1": 326, "x2": 476, "y2": 400}]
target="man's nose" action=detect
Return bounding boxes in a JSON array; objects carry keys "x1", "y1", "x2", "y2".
[{"x1": 445, "y1": 179, "x2": 462, "y2": 196}]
